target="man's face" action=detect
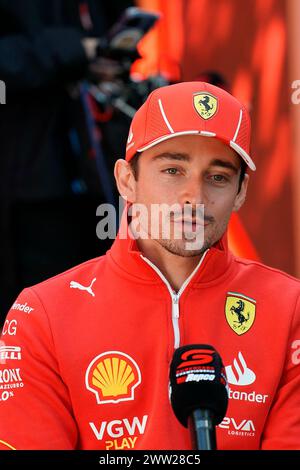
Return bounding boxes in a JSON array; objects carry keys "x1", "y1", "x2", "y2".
[{"x1": 117, "y1": 134, "x2": 249, "y2": 257}]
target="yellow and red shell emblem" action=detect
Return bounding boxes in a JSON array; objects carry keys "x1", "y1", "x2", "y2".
[{"x1": 85, "y1": 351, "x2": 142, "y2": 404}]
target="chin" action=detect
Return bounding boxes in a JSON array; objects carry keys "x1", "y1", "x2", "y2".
[{"x1": 159, "y1": 239, "x2": 209, "y2": 258}]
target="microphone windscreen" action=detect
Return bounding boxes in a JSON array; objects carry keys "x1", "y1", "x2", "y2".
[{"x1": 169, "y1": 344, "x2": 228, "y2": 427}]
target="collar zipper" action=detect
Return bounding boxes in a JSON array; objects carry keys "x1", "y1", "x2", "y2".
[
  {"x1": 140, "y1": 250, "x2": 209, "y2": 348},
  {"x1": 171, "y1": 293, "x2": 180, "y2": 348}
]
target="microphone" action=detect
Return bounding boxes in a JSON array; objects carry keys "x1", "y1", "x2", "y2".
[{"x1": 169, "y1": 344, "x2": 228, "y2": 450}]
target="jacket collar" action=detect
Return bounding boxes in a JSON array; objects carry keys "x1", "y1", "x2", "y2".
[{"x1": 108, "y1": 204, "x2": 233, "y2": 286}]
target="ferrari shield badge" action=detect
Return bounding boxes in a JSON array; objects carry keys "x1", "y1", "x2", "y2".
[
  {"x1": 225, "y1": 292, "x2": 256, "y2": 335},
  {"x1": 193, "y1": 92, "x2": 218, "y2": 120}
]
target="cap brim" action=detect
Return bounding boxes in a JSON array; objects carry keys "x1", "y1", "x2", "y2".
[{"x1": 137, "y1": 131, "x2": 256, "y2": 171}]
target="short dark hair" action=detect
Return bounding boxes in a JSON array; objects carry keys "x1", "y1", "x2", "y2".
[
  {"x1": 129, "y1": 152, "x2": 247, "y2": 193},
  {"x1": 129, "y1": 152, "x2": 141, "y2": 180},
  {"x1": 238, "y1": 159, "x2": 247, "y2": 192}
]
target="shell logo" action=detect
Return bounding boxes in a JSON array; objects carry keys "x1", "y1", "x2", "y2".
[{"x1": 85, "y1": 351, "x2": 142, "y2": 404}]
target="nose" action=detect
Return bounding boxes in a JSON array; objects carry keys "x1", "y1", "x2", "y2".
[{"x1": 179, "y1": 176, "x2": 205, "y2": 206}]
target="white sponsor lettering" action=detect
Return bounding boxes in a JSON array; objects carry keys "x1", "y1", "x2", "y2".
[
  {"x1": 0, "y1": 367, "x2": 23, "y2": 391},
  {"x1": 226, "y1": 354, "x2": 268, "y2": 404},
  {"x1": 0, "y1": 340, "x2": 6, "y2": 365},
  {"x1": 2, "y1": 319, "x2": 17, "y2": 336},
  {"x1": 185, "y1": 373, "x2": 215, "y2": 382},
  {"x1": 291, "y1": 339, "x2": 300, "y2": 365},
  {"x1": 229, "y1": 387, "x2": 268, "y2": 403},
  {"x1": 0, "y1": 382, "x2": 24, "y2": 391},
  {"x1": 0, "y1": 368, "x2": 22, "y2": 384},
  {"x1": 0, "y1": 346, "x2": 21, "y2": 361},
  {"x1": 90, "y1": 415, "x2": 148, "y2": 440},
  {"x1": 0, "y1": 390, "x2": 14, "y2": 402},
  {"x1": 11, "y1": 302, "x2": 34, "y2": 314},
  {"x1": 70, "y1": 278, "x2": 96, "y2": 297},
  {"x1": 225, "y1": 352, "x2": 256, "y2": 386},
  {"x1": 219, "y1": 417, "x2": 255, "y2": 436}
]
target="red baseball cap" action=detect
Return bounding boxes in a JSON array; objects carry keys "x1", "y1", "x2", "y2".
[{"x1": 125, "y1": 81, "x2": 255, "y2": 171}]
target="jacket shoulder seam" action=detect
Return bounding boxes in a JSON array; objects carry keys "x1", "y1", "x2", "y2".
[
  {"x1": 26, "y1": 287, "x2": 57, "y2": 357},
  {"x1": 234, "y1": 257, "x2": 300, "y2": 284}
]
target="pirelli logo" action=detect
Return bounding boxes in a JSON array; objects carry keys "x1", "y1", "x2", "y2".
[
  {"x1": 0, "y1": 80, "x2": 6, "y2": 104},
  {"x1": 0, "y1": 346, "x2": 21, "y2": 361}
]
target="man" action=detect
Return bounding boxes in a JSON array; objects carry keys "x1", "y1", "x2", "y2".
[{"x1": 0, "y1": 81, "x2": 300, "y2": 450}]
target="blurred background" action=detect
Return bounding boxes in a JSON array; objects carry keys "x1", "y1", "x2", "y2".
[{"x1": 0, "y1": 0, "x2": 298, "y2": 325}]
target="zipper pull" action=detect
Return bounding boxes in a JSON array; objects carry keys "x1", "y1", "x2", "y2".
[{"x1": 172, "y1": 294, "x2": 179, "y2": 319}]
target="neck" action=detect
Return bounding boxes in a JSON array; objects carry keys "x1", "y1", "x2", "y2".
[{"x1": 136, "y1": 238, "x2": 204, "y2": 292}]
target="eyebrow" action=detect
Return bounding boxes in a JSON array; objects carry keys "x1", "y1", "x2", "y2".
[
  {"x1": 151, "y1": 153, "x2": 190, "y2": 162},
  {"x1": 151, "y1": 153, "x2": 239, "y2": 173},
  {"x1": 209, "y1": 159, "x2": 239, "y2": 173}
]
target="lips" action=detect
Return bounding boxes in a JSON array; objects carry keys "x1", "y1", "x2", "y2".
[{"x1": 172, "y1": 218, "x2": 207, "y2": 226}]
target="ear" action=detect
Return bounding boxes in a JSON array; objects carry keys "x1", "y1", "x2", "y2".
[
  {"x1": 114, "y1": 159, "x2": 137, "y2": 203},
  {"x1": 233, "y1": 174, "x2": 249, "y2": 212}
]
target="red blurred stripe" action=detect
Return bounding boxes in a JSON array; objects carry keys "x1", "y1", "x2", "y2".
[{"x1": 228, "y1": 213, "x2": 260, "y2": 261}]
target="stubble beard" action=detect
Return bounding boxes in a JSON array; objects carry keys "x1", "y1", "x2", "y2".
[
  {"x1": 156, "y1": 222, "x2": 227, "y2": 257},
  {"x1": 156, "y1": 233, "x2": 214, "y2": 258}
]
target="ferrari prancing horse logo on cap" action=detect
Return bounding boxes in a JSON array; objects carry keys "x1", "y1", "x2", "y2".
[{"x1": 193, "y1": 92, "x2": 218, "y2": 120}]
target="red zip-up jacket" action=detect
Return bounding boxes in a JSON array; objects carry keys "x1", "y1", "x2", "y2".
[{"x1": 1, "y1": 213, "x2": 300, "y2": 450}]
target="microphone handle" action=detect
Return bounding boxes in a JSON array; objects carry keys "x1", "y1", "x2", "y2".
[{"x1": 188, "y1": 409, "x2": 216, "y2": 450}]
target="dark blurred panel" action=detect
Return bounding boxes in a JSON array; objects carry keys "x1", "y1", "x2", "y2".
[{"x1": 0, "y1": 0, "x2": 134, "y2": 324}]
